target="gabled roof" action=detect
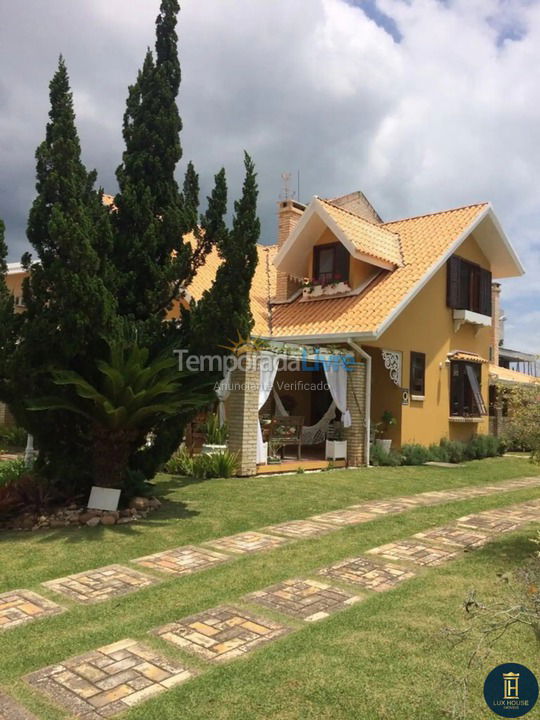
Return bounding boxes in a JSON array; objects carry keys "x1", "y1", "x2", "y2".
[
  {"x1": 274, "y1": 196, "x2": 402, "y2": 272},
  {"x1": 269, "y1": 203, "x2": 494, "y2": 340},
  {"x1": 318, "y1": 198, "x2": 403, "y2": 267}
]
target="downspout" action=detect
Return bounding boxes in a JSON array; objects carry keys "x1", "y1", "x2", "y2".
[{"x1": 347, "y1": 339, "x2": 372, "y2": 467}]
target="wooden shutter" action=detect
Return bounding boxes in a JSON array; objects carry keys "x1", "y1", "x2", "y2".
[
  {"x1": 447, "y1": 256, "x2": 464, "y2": 309},
  {"x1": 479, "y1": 268, "x2": 492, "y2": 317},
  {"x1": 335, "y1": 244, "x2": 350, "y2": 284}
]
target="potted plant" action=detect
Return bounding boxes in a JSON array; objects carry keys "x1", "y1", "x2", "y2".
[
  {"x1": 326, "y1": 421, "x2": 347, "y2": 460},
  {"x1": 374, "y1": 410, "x2": 397, "y2": 453},
  {"x1": 201, "y1": 413, "x2": 228, "y2": 455}
]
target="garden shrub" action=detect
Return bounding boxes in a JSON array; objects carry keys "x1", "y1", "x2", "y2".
[
  {"x1": 370, "y1": 443, "x2": 401, "y2": 467},
  {"x1": 401, "y1": 444, "x2": 431, "y2": 466},
  {"x1": 164, "y1": 448, "x2": 194, "y2": 476},
  {"x1": 0, "y1": 459, "x2": 26, "y2": 487},
  {"x1": 428, "y1": 443, "x2": 450, "y2": 462},
  {"x1": 0, "y1": 426, "x2": 28, "y2": 449},
  {"x1": 166, "y1": 450, "x2": 239, "y2": 480}
]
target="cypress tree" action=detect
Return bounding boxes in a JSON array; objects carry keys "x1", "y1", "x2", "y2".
[
  {"x1": 0, "y1": 219, "x2": 15, "y2": 404},
  {"x1": 189, "y1": 153, "x2": 260, "y2": 354},
  {"x1": 6, "y1": 57, "x2": 118, "y2": 484},
  {"x1": 113, "y1": 0, "x2": 212, "y2": 338}
]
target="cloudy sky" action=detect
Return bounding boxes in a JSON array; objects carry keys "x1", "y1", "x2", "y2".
[{"x1": 0, "y1": 0, "x2": 538, "y2": 352}]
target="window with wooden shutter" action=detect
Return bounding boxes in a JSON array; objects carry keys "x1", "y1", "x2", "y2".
[
  {"x1": 447, "y1": 256, "x2": 492, "y2": 316},
  {"x1": 479, "y1": 268, "x2": 492, "y2": 316},
  {"x1": 450, "y1": 361, "x2": 487, "y2": 417}
]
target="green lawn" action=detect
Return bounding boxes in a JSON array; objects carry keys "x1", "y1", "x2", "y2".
[{"x1": 0, "y1": 456, "x2": 539, "y2": 720}]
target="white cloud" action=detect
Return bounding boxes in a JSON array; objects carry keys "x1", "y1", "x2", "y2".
[{"x1": 0, "y1": 0, "x2": 538, "y2": 350}]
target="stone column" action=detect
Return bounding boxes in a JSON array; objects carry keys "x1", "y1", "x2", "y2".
[
  {"x1": 345, "y1": 356, "x2": 367, "y2": 466},
  {"x1": 227, "y1": 353, "x2": 259, "y2": 476}
]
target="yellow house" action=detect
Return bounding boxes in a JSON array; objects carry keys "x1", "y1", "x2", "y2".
[{"x1": 1, "y1": 191, "x2": 526, "y2": 475}]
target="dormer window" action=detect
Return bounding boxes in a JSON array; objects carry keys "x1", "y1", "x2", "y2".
[{"x1": 313, "y1": 243, "x2": 349, "y2": 286}]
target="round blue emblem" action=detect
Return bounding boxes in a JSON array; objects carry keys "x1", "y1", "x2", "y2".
[{"x1": 483, "y1": 663, "x2": 538, "y2": 717}]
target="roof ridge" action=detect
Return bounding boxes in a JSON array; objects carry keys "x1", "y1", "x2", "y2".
[
  {"x1": 383, "y1": 202, "x2": 489, "y2": 227},
  {"x1": 318, "y1": 197, "x2": 399, "y2": 238}
]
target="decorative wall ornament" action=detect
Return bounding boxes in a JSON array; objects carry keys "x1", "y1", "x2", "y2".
[{"x1": 382, "y1": 350, "x2": 402, "y2": 386}]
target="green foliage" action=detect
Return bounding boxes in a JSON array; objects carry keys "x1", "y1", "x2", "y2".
[
  {"x1": 188, "y1": 451, "x2": 238, "y2": 481},
  {"x1": 29, "y1": 341, "x2": 213, "y2": 489},
  {"x1": 371, "y1": 435, "x2": 505, "y2": 467},
  {"x1": 370, "y1": 443, "x2": 401, "y2": 467},
  {"x1": 0, "y1": 1, "x2": 260, "y2": 496},
  {"x1": 189, "y1": 154, "x2": 260, "y2": 354},
  {"x1": 200, "y1": 414, "x2": 227, "y2": 445},
  {"x1": 1, "y1": 58, "x2": 118, "y2": 487},
  {"x1": 401, "y1": 444, "x2": 431, "y2": 466},
  {"x1": 165, "y1": 450, "x2": 238, "y2": 480},
  {"x1": 0, "y1": 459, "x2": 27, "y2": 488},
  {"x1": 497, "y1": 383, "x2": 540, "y2": 462},
  {"x1": 164, "y1": 447, "x2": 194, "y2": 476},
  {"x1": 0, "y1": 426, "x2": 28, "y2": 449}
]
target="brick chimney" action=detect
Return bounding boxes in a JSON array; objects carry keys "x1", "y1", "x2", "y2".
[
  {"x1": 275, "y1": 199, "x2": 304, "y2": 302},
  {"x1": 491, "y1": 282, "x2": 501, "y2": 365}
]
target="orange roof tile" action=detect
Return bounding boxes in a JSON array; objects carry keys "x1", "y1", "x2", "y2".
[
  {"x1": 270, "y1": 203, "x2": 489, "y2": 339},
  {"x1": 449, "y1": 351, "x2": 489, "y2": 364},
  {"x1": 318, "y1": 198, "x2": 402, "y2": 267}
]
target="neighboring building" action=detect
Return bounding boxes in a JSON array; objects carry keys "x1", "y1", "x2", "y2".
[{"x1": 1, "y1": 192, "x2": 530, "y2": 475}]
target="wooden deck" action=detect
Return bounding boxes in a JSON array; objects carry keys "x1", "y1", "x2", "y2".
[{"x1": 256, "y1": 458, "x2": 346, "y2": 475}]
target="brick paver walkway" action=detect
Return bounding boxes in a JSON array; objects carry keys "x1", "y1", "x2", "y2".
[
  {"x1": 26, "y1": 639, "x2": 195, "y2": 719},
  {"x1": 367, "y1": 539, "x2": 459, "y2": 566},
  {"x1": 153, "y1": 605, "x2": 290, "y2": 662},
  {"x1": 42, "y1": 565, "x2": 159, "y2": 604},
  {"x1": 0, "y1": 590, "x2": 64, "y2": 631},
  {"x1": 319, "y1": 556, "x2": 416, "y2": 591},
  {"x1": 413, "y1": 526, "x2": 489, "y2": 549},
  {"x1": 263, "y1": 519, "x2": 337, "y2": 539},
  {"x1": 245, "y1": 578, "x2": 362, "y2": 621},
  {"x1": 133, "y1": 545, "x2": 229, "y2": 576},
  {"x1": 0, "y1": 692, "x2": 38, "y2": 720},
  {"x1": 9, "y1": 476, "x2": 540, "y2": 718},
  {"x1": 206, "y1": 531, "x2": 289, "y2": 554}
]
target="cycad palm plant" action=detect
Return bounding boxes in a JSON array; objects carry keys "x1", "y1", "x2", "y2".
[{"x1": 30, "y1": 342, "x2": 213, "y2": 489}]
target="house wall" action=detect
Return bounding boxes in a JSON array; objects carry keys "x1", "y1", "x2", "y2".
[
  {"x1": 5, "y1": 271, "x2": 25, "y2": 313},
  {"x1": 367, "y1": 233, "x2": 492, "y2": 448}
]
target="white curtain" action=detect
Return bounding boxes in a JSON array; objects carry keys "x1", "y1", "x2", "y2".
[
  {"x1": 216, "y1": 369, "x2": 233, "y2": 426},
  {"x1": 257, "y1": 353, "x2": 281, "y2": 463},
  {"x1": 324, "y1": 361, "x2": 352, "y2": 428}
]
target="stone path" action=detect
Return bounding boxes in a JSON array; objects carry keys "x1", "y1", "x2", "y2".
[
  {"x1": 206, "y1": 531, "x2": 290, "y2": 555},
  {"x1": 0, "y1": 692, "x2": 38, "y2": 720},
  {"x1": 319, "y1": 556, "x2": 415, "y2": 592},
  {"x1": 7, "y1": 476, "x2": 540, "y2": 719},
  {"x1": 263, "y1": 519, "x2": 336, "y2": 539},
  {"x1": 153, "y1": 606, "x2": 290, "y2": 662},
  {"x1": 367, "y1": 539, "x2": 460, "y2": 566},
  {"x1": 42, "y1": 565, "x2": 159, "y2": 604},
  {"x1": 413, "y1": 525, "x2": 489, "y2": 549},
  {"x1": 26, "y1": 639, "x2": 195, "y2": 719},
  {"x1": 133, "y1": 545, "x2": 229, "y2": 576},
  {"x1": 0, "y1": 590, "x2": 64, "y2": 631},
  {"x1": 244, "y1": 578, "x2": 362, "y2": 622}
]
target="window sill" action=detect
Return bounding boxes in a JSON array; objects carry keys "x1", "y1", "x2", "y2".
[
  {"x1": 411, "y1": 394, "x2": 425, "y2": 402},
  {"x1": 449, "y1": 416, "x2": 484, "y2": 423},
  {"x1": 453, "y1": 309, "x2": 492, "y2": 334}
]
